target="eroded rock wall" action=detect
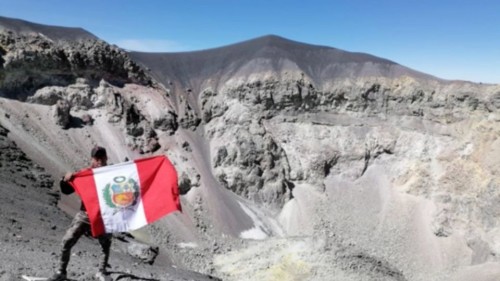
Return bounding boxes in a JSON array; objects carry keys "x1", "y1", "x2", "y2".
[{"x1": 0, "y1": 30, "x2": 152, "y2": 100}]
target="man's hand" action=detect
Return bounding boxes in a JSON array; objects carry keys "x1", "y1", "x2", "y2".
[{"x1": 63, "y1": 172, "x2": 74, "y2": 182}]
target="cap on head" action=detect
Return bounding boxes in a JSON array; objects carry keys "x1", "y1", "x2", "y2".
[{"x1": 91, "y1": 146, "x2": 107, "y2": 159}]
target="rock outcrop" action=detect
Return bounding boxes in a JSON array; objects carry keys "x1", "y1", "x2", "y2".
[{"x1": 0, "y1": 30, "x2": 152, "y2": 100}]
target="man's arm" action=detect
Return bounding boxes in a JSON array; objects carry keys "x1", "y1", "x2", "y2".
[{"x1": 59, "y1": 172, "x2": 74, "y2": 195}]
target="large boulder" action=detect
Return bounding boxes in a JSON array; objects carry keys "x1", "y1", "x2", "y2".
[
  {"x1": 53, "y1": 99, "x2": 71, "y2": 128},
  {"x1": 153, "y1": 111, "x2": 178, "y2": 135},
  {"x1": 27, "y1": 86, "x2": 65, "y2": 105},
  {"x1": 127, "y1": 241, "x2": 159, "y2": 265}
]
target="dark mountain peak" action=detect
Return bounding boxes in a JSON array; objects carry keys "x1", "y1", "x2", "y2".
[
  {"x1": 255, "y1": 34, "x2": 286, "y2": 41},
  {"x1": 130, "y1": 34, "x2": 436, "y2": 89},
  {"x1": 244, "y1": 34, "x2": 308, "y2": 47},
  {"x1": 0, "y1": 16, "x2": 98, "y2": 41},
  {"x1": 213, "y1": 34, "x2": 329, "y2": 55},
  {"x1": 231, "y1": 34, "x2": 322, "y2": 47},
  {"x1": 246, "y1": 34, "x2": 347, "y2": 53},
  {"x1": 131, "y1": 33, "x2": 397, "y2": 69}
]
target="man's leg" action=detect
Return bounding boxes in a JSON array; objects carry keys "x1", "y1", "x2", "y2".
[
  {"x1": 49, "y1": 211, "x2": 89, "y2": 281},
  {"x1": 95, "y1": 234, "x2": 112, "y2": 281},
  {"x1": 97, "y1": 233, "x2": 112, "y2": 273},
  {"x1": 59, "y1": 212, "x2": 89, "y2": 272}
]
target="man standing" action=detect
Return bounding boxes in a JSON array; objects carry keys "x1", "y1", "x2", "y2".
[{"x1": 48, "y1": 146, "x2": 112, "y2": 281}]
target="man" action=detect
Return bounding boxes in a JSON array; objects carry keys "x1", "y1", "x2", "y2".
[{"x1": 48, "y1": 146, "x2": 112, "y2": 281}]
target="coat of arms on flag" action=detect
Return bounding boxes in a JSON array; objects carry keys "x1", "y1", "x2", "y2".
[
  {"x1": 69, "y1": 155, "x2": 182, "y2": 237},
  {"x1": 103, "y1": 176, "x2": 140, "y2": 210}
]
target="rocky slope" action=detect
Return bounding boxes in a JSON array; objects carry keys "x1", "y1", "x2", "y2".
[
  {"x1": 1, "y1": 16, "x2": 500, "y2": 281},
  {"x1": 0, "y1": 124, "x2": 220, "y2": 281}
]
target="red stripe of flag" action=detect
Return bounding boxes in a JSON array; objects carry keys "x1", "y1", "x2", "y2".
[
  {"x1": 70, "y1": 168, "x2": 106, "y2": 237},
  {"x1": 135, "y1": 156, "x2": 182, "y2": 223}
]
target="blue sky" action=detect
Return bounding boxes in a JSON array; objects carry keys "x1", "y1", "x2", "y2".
[{"x1": 1, "y1": 0, "x2": 499, "y2": 84}]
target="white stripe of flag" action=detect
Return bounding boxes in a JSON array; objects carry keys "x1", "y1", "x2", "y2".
[{"x1": 93, "y1": 161, "x2": 147, "y2": 233}]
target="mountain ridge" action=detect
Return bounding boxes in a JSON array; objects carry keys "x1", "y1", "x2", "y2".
[
  {"x1": 0, "y1": 15, "x2": 98, "y2": 41},
  {"x1": 0, "y1": 15, "x2": 440, "y2": 92},
  {"x1": 129, "y1": 33, "x2": 439, "y2": 90}
]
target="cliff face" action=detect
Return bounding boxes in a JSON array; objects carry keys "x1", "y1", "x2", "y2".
[
  {"x1": 2, "y1": 16, "x2": 500, "y2": 281},
  {"x1": 0, "y1": 28, "x2": 151, "y2": 100}
]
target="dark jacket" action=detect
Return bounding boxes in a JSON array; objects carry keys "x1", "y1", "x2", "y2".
[
  {"x1": 60, "y1": 179, "x2": 74, "y2": 195},
  {"x1": 59, "y1": 179, "x2": 86, "y2": 211}
]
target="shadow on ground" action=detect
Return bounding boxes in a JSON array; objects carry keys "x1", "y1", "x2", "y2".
[{"x1": 110, "y1": 271, "x2": 159, "y2": 281}]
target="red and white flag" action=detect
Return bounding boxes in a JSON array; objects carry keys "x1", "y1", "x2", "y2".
[{"x1": 70, "y1": 155, "x2": 181, "y2": 237}]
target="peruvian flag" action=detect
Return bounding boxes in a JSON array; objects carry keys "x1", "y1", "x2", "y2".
[{"x1": 69, "y1": 155, "x2": 181, "y2": 237}]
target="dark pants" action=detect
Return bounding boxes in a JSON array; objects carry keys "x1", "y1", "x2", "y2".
[{"x1": 57, "y1": 211, "x2": 111, "y2": 273}]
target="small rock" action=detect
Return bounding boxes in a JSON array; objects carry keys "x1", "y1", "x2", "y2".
[{"x1": 127, "y1": 241, "x2": 159, "y2": 265}]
